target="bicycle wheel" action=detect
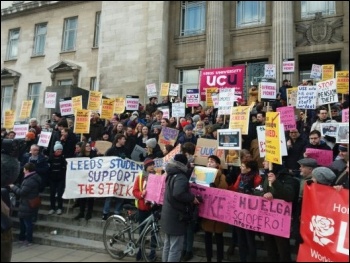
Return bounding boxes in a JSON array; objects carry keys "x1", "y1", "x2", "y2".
[
  {"x1": 141, "y1": 225, "x2": 164, "y2": 262},
  {"x1": 103, "y1": 215, "x2": 129, "y2": 259}
]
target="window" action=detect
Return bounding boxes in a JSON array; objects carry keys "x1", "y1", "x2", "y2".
[
  {"x1": 93, "y1": 12, "x2": 101, "y2": 47},
  {"x1": 1, "y1": 86, "x2": 14, "y2": 121},
  {"x1": 90, "y1": 77, "x2": 97, "y2": 91},
  {"x1": 58, "y1": 79, "x2": 73, "y2": 86},
  {"x1": 28, "y1": 83, "x2": 40, "y2": 118},
  {"x1": 62, "y1": 17, "x2": 78, "y2": 51},
  {"x1": 301, "y1": 1, "x2": 335, "y2": 18},
  {"x1": 236, "y1": 1, "x2": 266, "y2": 28},
  {"x1": 6, "y1": 28, "x2": 20, "y2": 60},
  {"x1": 179, "y1": 69, "x2": 200, "y2": 98},
  {"x1": 181, "y1": 1, "x2": 206, "y2": 36},
  {"x1": 33, "y1": 23, "x2": 47, "y2": 56}
]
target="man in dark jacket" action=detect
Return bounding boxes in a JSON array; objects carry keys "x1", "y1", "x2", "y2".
[
  {"x1": 161, "y1": 154, "x2": 200, "y2": 262},
  {"x1": 10, "y1": 163, "x2": 42, "y2": 246},
  {"x1": 284, "y1": 129, "x2": 307, "y2": 177}
]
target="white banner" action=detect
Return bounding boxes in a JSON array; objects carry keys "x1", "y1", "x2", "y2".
[{"x1": 63, "y1": 157, "x2": 143, "y2": 199}]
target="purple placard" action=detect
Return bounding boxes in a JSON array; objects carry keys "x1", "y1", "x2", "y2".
[
  {"x1": 276, "y1": 106, "x2": 296, "y2": 131},
  {"x1": 342, "y1": 108, "x2": 349, "y2": 123},
  {"x1": 305, "y1": 148, "x2": 333, "y2": 166},
  {"x1": 145, "y1": 176, "x2": 292, "y2": 238}
]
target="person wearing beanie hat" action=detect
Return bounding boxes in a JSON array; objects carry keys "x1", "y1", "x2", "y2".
[
  {"x1": 192, "y1": 115, "x2": 201, "y2": 123},
  {"x1": 161, "y1": 152, "x2": 199, "y2": 262},
  {"x1": 311, "y1": 167, "x2": 336, "y2": 185},
  {"x1": 183, "y1": 124, "x2": 193, "y2": 131},
  {"x1": 54, "y1": 141, "x2": 63, "y2": 151},
  {"x1": 201, "y1": 154, "x2": 229, "y2": 263},
  {"x1": 133, "y1": 157, "x2": 156, "y2": 261},
  {"x1": 144, "y1": 138, "x2": 163, "y2": 160},
  {"x1": 177, "y1": 124, "x2": 197, "y2": 145},
  {"x1": 329, "y1": 145, "x2": 348, "y2": 176},
  {"x1": 132, "y1": 111, "x2": 139, "y2": 116},
  {"x1": 130, "y1": 115, "x2": 138, "y2": 122}
]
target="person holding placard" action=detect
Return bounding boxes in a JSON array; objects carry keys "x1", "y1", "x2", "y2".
[
  {"x1": 201, "y1": 155, "x2": 228, "y2": 263},
  {"x1": 310, "y1": 106, "x2": 337, "y2": 135}
]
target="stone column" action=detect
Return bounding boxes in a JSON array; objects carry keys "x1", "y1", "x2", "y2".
[
  {"x1": 272, "y1": 1, "x2": 294, "y2": 85},
  {"x1": 205, "y1": 1, "x2": 224, "y2": 68}
]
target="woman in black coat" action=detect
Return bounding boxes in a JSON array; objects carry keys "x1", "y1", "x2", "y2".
[{"x1": 10, "y1": 163, "x2": 41, "y2": 245}]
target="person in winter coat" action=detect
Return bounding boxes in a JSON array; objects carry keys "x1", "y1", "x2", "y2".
[
  {"x1": 48, "y1": 141, "x2": 67, "y2": 215},
  {"x1": 201, "y1": 155, "x2": 229, "y2": 262},
  {"x1": 133, "y1": 158, "x2": 157, "y2": 261},
  {"x1": 10, "y1": 163, "x2": 42, "y2": 246},
  {"x1": 161, "y1": 154, "x2": 200, "y2": 262}
]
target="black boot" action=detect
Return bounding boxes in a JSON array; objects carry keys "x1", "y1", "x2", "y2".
[{"x1": 74, "y1": 212, "x2": 84, "y2": 220}]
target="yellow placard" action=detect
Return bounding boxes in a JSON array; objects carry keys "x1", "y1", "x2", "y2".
[
  {"x1": 72, "y1": 95, "x2": 82, "y2": 111},
  {"x1": 4, "y1": 110, "x2": 15, "y2": 129},
  {"x1": 336, "y1": 71, "x2": 349, "y2": 94},
  {"x1": 206, "y1": 87, "x2": 218, "y2": 107},
  {"x1": 160, "y1": 83, "x2": 170, "y2": 97},
  {"x1": 87, "y1": 91, "x2": 102, "y2": 110},
  {"x1": 74, "y1": 109, "x2": 91, "y2": 134},
  {"x1": 100, "y1": 98, "x2": 115, "y2": 120},
  {"x1": 229, "y1": 106, "x2": 250, "y2": 135},
  {"x1": 265, "y1": 112, "x2": 281, "y2": 164},
  {"x1": 114, "y1": 97, "x2": 125, "y2": 114},
  {"x1": 19, "y1": 100, "x2": 33, "y2": 119},
  {"x1": 286, "y1": 87, "x2": 298, "y2": 107},
  {"x1": 322, "y1": 64, "x2": 334, "y2": 81}
]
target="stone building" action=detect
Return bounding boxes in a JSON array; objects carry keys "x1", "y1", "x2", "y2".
[{"x1": 1, "y1": 1, "x2": 348, "y2": 124}]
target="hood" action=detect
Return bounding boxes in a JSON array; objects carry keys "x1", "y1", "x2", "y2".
[{"x1": 165, "y1": 159, "x2": 188, "y2": 176}]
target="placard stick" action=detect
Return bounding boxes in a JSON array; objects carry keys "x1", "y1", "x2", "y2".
[
  {"x1": 328, "y1": 104, "x2": 332, "y2": 119},
  {"x1": 268, "y1": 161, "x2": 273, "y2": 187},
  {"x1": 304, "y1": 109, "x2": 307, "y2": 124}
]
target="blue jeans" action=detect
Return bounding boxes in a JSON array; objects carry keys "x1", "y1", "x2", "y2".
[
  {"x1": 162, "y1": 234, "x2": 184, "y2": 262},
  {"x1": 102, "y1": 197, "x2": 124, "y2": 215},
  {"x1": 19, "y1": 217, "x2": 33, "y2": 243}
]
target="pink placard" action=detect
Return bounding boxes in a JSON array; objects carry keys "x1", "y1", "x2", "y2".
[
  {"x1": 342, "y1": 108, "x2": 349, "y2": 123},
  {"x1": 145, "y1": 177, "x2": 292, "y2": 238},
  {"x1": 276, "y1": 106, "x2": 296, "y2": 131},
  {"x1": 199, "y1": 66, "x2": 245, "y2": 102},
  {"x1": 145, "y1": 174, "x2": 166, "y2": 204},
  {"x1": 305, "y1": 148, "x2": 333, "y2": 166}
]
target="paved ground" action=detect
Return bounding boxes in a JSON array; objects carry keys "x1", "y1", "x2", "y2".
[{"x1": 11, "y1": 242, "x2": 217, "y2": 262}]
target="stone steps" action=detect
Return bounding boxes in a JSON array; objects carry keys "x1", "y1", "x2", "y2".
[{"x1": 11, "y1": 191, "x2": 296, "y2": 261}]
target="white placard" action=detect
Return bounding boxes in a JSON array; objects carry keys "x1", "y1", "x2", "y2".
[
  {"x1": 59, "y1": 100, "x2": 74, "y2": 116},
  {"x1": 296, "y1": 86, "x2": 317, "y2": 109},
  {"x1": 257, "y1": 125, "x2": 287, "y2": 158},
  {"x1": 125, "y1": 97, "x2": 139, "y2": 111},
  {"x1": 146, "y1": 83, "x2": 157, "y2": 97},
  {"x1": 44, "y1": 92, "x2": 57, "y2": 109},
  {"x1": 310, "y1": 64, "x2": 322, "y2": 79},
  {"x1": 264, "y1": 64, "x2": 276, "y2": 79},
  {"x1": 13, "y1": 124, "x2": 29, "y2": 139},
  {"x1": 260, "y1": 82, "x2": 277, "y2": 100},
  {"x1": 37, "y1": 131, "x2": 52, "y2": 147},
  {"x1": 169, "y1": 83, "x2": 179, "y2": 96},
  {"x1": 316, "y1": 78, "x2": 338, "y2": 106},
  {"x1": 282, "y1": 60, "x2": 295, "y2": 73},
  {"x1": 172, "y1": 102, "x2": 185, "y2": 118},
  {"x1": 218, "y1": 88, "x2": 235, "y2": 115}
]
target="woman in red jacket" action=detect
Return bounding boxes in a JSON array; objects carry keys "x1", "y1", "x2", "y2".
[
  {"x1": 132, "y1": 158, "x2": 156, "y2": 261},
  {"x1": 230, "y1": 160, "x2": 262, "y2": 262}
]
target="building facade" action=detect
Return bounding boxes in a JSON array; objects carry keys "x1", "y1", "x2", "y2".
[{"x1": 1, "y1": 1, "x2": 349, "y2": 124}]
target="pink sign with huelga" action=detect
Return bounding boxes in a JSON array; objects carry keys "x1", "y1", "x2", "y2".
[
  {"x1": 305, "y1": 148, "x2": 333, "y2": 166},
  {"x1": 146, "y1": 175, "x2": 292, "y2": 238}
]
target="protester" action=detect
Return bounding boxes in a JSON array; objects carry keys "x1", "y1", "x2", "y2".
[
  {"x1": 161, "y1": 154, "x2": 200, "y2": 262},
  {"x1": 10, "y1": 163, "x2": 42, "y2": 246}
]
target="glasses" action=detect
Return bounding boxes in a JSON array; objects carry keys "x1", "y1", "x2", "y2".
[{"x1": 309, "y1": 137, "x2": 319, "y2": 140}]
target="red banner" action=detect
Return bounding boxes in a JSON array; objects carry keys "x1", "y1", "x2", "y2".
[
  {"x1": 199, "y1": 66, "x2": 245, "y2": 102},
  {"x1": 297, "y1": 184, "x2": 349, "y2": 262}
]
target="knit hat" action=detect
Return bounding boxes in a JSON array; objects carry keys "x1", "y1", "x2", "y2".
[
  {"x1": 174, "y1": 154, "x2": 188, "y2": 165},
  {"x1": 192, "y1": 115, "x2": 201, "y2": 122},
  {"x1": 132, "y1": 111, "x2": 139, "y2": 116},
  {"x1": 153, "y1": 125, "x2": 162, "y2": 131},
  {"x1": 144, "y1": 158, "x2": 155, "y2": 170},
  {"x1": 130, "y1": 115, "x2": 138, "y2": 122},
  {"x1": 25, "y1": 132, "x2": 36, "y2": 140},
  {"x1": 208, "y1": 155, "x2": 221, "y2": 165},
  {"x1": 145, "y1": 138, "x2": 157, "y2": 149},
  {"x1": 338, "y1": 144, "x2": 348, "y2": 152},
  {"x1": 183, "y1": 124, "x2": 193, "y2": 131},
  {"x1": 312, "y1": 167, "x2": 336, "y2": 186},
  {"x1": 54, "y1": 141, "x2": 63, "y2": 151}
]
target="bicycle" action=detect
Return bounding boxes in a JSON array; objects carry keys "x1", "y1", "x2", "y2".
[{"x1": 103, "y1": 203, "x2": 163, "y2": 262}]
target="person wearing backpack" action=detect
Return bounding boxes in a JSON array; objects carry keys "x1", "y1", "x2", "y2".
[{"x1": 132, "y1": 158, "x2": 156, "y2": 261}]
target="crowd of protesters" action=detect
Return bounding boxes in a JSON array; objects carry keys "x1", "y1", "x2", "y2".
[{"x1": 1, "y1": 85, "x2": 349, "y2": 261}]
